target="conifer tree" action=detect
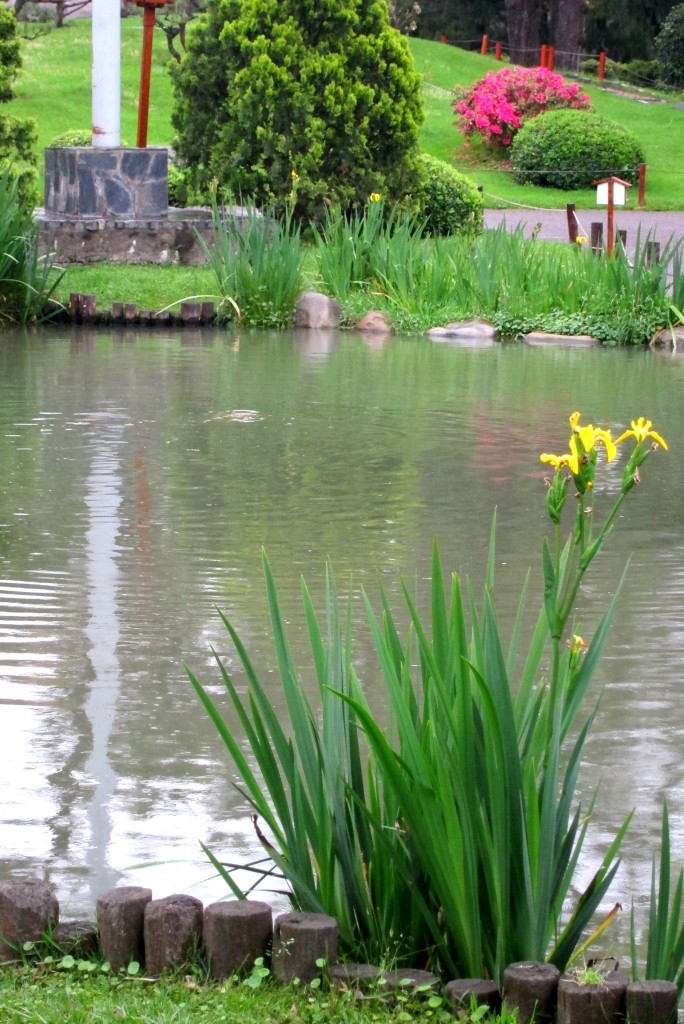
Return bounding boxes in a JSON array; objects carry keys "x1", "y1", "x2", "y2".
[{"x1": 171, "y1": 0, "x2": 424, "y2": 221}]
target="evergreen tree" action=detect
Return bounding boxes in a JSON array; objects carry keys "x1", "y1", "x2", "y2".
[
  {"x1": 0, "y1": 8, "x2": 37, "y2": 199},
  {"x1": 170, "y1": 0, "x2": 424, "y2": 222}
]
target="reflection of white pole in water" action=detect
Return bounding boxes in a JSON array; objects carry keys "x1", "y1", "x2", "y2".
[{"x1": 92, "y1": 0, "x2": 121, "y2": 147}]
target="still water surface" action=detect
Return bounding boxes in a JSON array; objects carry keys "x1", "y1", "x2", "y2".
[{"x1": 1, "y1": 326, "x2": 683, "y2": 953}]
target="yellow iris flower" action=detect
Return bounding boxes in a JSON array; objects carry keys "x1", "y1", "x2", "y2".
[
  {"x1": 615, "y1": 417, "x2": 668, "y2": 450},
  {"x1": 570, "y1": 413, "x2": 618, "y2": 462},
  {"x1": 369, "y1": 192, "x2": 381, "y2": 202},
  {"x1": 566, "y1": 634, "x2": 588, "y2": 655},
  {"x1": 541, "y1": 412, "x2": 617, "y2": 474},
  {"x1": 540, "y1": 451, "x2": 579, "y2": 474}
]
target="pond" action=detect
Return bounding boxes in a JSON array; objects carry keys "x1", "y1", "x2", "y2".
[{"x1": 0, "y1": 324, "x2": 682, "y2": 957}]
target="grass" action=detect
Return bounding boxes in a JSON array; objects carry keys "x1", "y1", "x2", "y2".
[
  {"x1": 50, "y1": 218, "x2": 683, "y2": 344},
  {"x1": 8, "y1": 20, "x2": 684, "y2": 211},
  {"x1": 0, "y1": 962, "x2": 456, "y2": 1024}
]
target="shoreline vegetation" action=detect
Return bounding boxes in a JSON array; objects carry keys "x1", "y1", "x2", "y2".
[{"x1": 5, "y1": 22, "x2": 684, "y2": 339}]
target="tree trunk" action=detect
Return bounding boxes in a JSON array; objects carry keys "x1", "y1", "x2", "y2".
[
  {"x1": 504, "y1": 0, "x2": 542, "y2": 65},
  {"x1": 549, "y1": 0, "x2": 585, "y2": 69}
]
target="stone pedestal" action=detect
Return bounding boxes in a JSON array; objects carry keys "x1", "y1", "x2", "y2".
[{"x1": 44, "y1": 147, "x2": 168, "y2": 219}]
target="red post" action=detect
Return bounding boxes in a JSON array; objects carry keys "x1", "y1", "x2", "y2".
[
  {"x1": 540, "y1": 44, "x2": 548, "y2": 68},
  {"x1": 638, "y1": 162, "x2": 646, "y2": 208},
  {"x1": 547, "y1": 45, "x2": 555, "y2": 70},
  {"x1": 439, "y1": 34, "x2": 447, "y2": 43},
  {"x1": 137, "y1": 3, "x2": 155, "y2": 148},
  {"x1": 481, "y1": 34, "x2": 489, "y2": 56},
  {"x1": 495, "y1": 41, "x2": 502, "y2": 60},
  {"x1": 135, "y1": 0, "x2": 172, "y2": 149},
  {"x1": 598, "y1": 51, "x2": 606, "y2": 80},
  {"x1": 606, "y1": 178, "x2": 614, "y2": 258}
]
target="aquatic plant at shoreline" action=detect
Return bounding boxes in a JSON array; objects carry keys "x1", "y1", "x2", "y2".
[
  {"x1": 187, "y1": 411, "x2": 666, "y2": 980},
  {"x1": 0, "y1": 163, "x2": 63, "y2": 325},
  {"x1": 631, "y1": 799, "x2": 684, "y2": 998},
  {"x1": 199, "y1": 196, "x2": 303, "y2": 328}
]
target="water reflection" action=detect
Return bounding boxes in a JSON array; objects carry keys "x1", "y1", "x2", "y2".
[
  {"x1": 82, "y1": 415, "x2": 126, "y2": 903},
  {"x1": 0, "y1": 329, "x2": 682, "y2": 956}
]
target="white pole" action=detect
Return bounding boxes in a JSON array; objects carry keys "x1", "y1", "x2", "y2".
[{"x1": 92, "y1": 0, "x2": 121, "y2": 147}]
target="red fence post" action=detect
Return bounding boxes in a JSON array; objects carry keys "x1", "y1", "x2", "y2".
[
  {"x1": 547, "y1": 45, "x2": 555, "y2": 70},
  {"x1": 495, "y1": 41, "x2": 502, "y2": 60},
  {"x1": 439, "y1": 34, "x2": 447, "y2": 43},
  {"x1": 638, "y1": 163, "x2": 646, "y2": 208},
  {"x1": 481, "y1": 34, "x2": 489, "y2": 56},
  {"x1": 598, "y1": 51, "x2": 606, "y2": 80},
  {"x1": 540, "y1": 44, "x2": 548, "y2": 67}
]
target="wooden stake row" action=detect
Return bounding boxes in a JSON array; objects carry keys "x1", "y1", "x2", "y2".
[{"x1": 65, "y1": 293, "x2": 219, "y2": 327}]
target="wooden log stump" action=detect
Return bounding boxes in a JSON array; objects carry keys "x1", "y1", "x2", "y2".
[
  {"x1": 96, "y1": 886, "x2": 151, "y2": 974},
  {"x1": 272, "y1": 912, "x2": 337, "y2": 984},
  {"x1": 203, "y1": 900, "x2": 272, "y2": 980},
  {"x1": 503, "y1": 961, "x2": 560, "y2": 1024}
]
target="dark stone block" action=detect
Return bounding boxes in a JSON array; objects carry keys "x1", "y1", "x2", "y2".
[
  {"x1": 85, "y1": 151, "x2": 118, "y2": 173},
  {"x1": 149, "y1": 151, "x2": 169, "y2": 180},
  {"x1": 104, "y1": 179, "x2": 132, "y2": 216},
  {"x1": 143, "y1": 894, "x2": 204, "y2": 978},
  {"x1": 0, "y1": 879, "x2": 59, "y2": 962},
  {"x1": 77, "y1": 167, "x2": 97, "y2": 216},
  {"x1": 503, "y1": 961, "x2": 560, "y2": 1024},
  {"x1": 96, "y1": 886, "x2": 151, "y2": 974},
  {"x1": 121, "y1": 150, "x2": 151, "y2": 179},
  {"x1": 203, "y1": 900, "x2": 272, "y2": 980},
  {"x1": 272, "y1": 912, "x2": 337, "y2": 983}
]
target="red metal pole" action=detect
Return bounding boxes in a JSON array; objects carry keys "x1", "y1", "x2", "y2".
[
  {"x1": 481, "y1": 34, "x2": 489, "y2": 56},
  {"x1": 598, "y1": 51, "x2": 606, "y2": 80},
  {"x1": 638, "y1": 162, "x2": 646, "y2": 208},
  {"x1": 540, "y1": 44, "x2": 548, "y2": 68},
  {"x1": 137, "y1": 3, "x2": 156, "y2": 148},
  {"x1": 547, "y1": 45, "x2": 555, "y2": 70}
]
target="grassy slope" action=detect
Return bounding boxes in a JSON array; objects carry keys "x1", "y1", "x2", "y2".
[
  {"x1": 409, "y1": 37, "x2": 684, "y2": 210},
  {"x1": 9, "y1": 19, "x2": 684, "y2": 213},
  {"x1": 11, "y1": 17, "x2": 174, "y2": 156}
]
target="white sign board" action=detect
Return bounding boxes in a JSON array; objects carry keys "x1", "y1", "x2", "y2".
[{"x1": 596, "y1": 180, "x2": 627, "y2": 206}]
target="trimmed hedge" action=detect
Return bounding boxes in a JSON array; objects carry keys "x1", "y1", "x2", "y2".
[
  {"x1": 509, "y1": 109, "x2": 645, "y2": 190},
  {"x1": 413, "y1": 154, "x2": 483, "y2": 235}
]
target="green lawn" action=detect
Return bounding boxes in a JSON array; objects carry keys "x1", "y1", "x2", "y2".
[{"x1": 9, "y1": 17, "x2": 684, "y2": 210}]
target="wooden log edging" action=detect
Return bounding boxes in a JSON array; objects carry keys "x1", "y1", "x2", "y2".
[
  {"x1": 0, "y1": 878, "x2": 678, "y2": 1023},
  {"x1": 58, "y1": 293, "x2": 220, "y2": 329}
]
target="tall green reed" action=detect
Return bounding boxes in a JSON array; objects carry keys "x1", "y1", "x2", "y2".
[
  {"x1": 0, "y1": 165, "x2": 64, "y2": 325},
  {"x1": 200, "y1": 197, "x2": 303, "y2": 327},
  {"x1": 631, "y1": 800, "x2": 684, "y2": 998},
  {"x1": 187, "y1": 411, "x2": 667, "y2": 982}
]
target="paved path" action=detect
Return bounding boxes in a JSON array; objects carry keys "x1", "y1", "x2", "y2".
[{"x1": 484, "y1": 206, "x2": 684, "y2": 249}]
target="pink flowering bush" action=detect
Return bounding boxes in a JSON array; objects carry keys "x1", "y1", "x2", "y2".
[{"x1": 453, "y1": 66, "x2": 591, "y2": 150}]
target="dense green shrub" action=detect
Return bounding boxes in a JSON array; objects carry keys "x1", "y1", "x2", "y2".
[
  {"x1": 0, "y1": 8, "x2": 37, "y2": 202},
  {"x1": 412, "y1": 154, "x2": 483, "y2": 235},
  {"x1": 655, "y1": 4, "x2": 684, "y2": 89},
  {"x1": 510, "y1": 109, "x2": 645, "y2": 190},
  {"x1": 170, "y1": 0, "x2": 424, "y2": 224},
  {"x1": 48, "y1": 130, "x2": 91, "y2": 148}
]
